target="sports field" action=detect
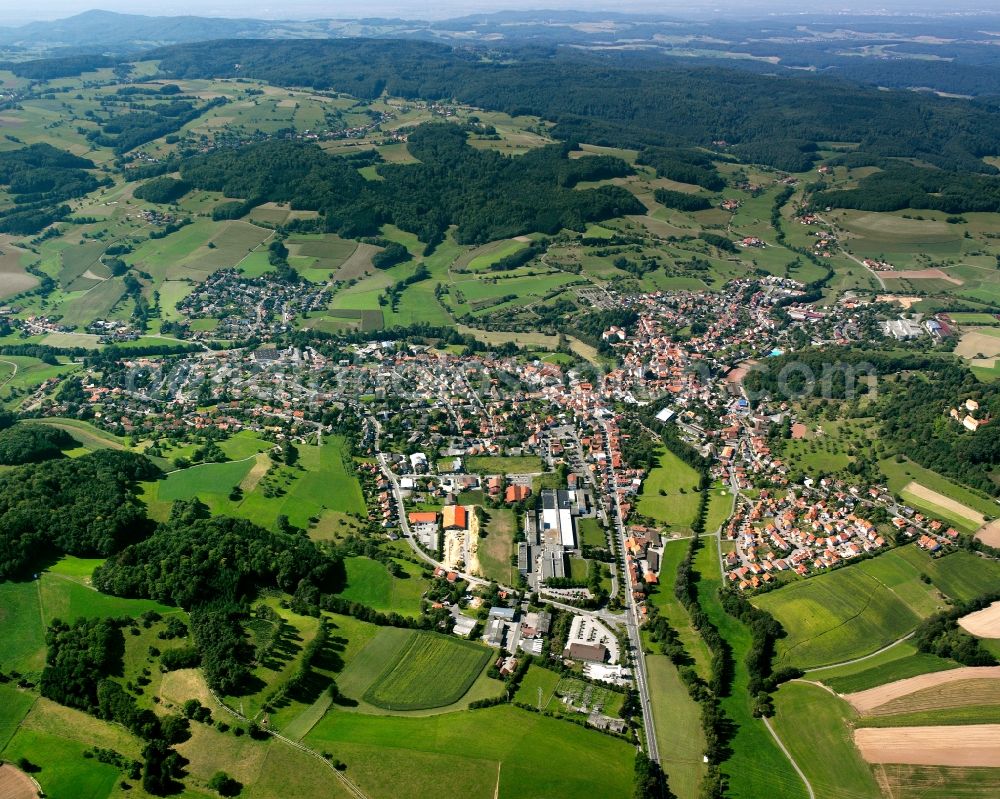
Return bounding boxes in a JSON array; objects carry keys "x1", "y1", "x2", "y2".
[{"x1": 363, "y1": 632, "x2": 490, "y2": 711}]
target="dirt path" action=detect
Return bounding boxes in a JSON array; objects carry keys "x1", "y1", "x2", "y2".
[
  {"x1": 843, "y1": 666, "x2": 1000, "y2": 714},
  {"x1": 762, "y1": 717, "x2": 815, "y2": 799},
  {"x1": 902, "y1": 481, "x2": 985, "y2": 526},
  {"x1": 855, "y1": 725, "x2": 1000, "y2": 766}
]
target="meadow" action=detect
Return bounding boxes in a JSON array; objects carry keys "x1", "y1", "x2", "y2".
[
  {"x1": 646, "y1": 654, "x2": 706, "y2": 799},
  {"x1": 338, "y1": 556, "x2": 428, "y2": 617},
  {"x1": 755, "y1": 545, "x2": 1000, "y2": 669},
  {"x1": 635, "y1": 447, "x2": 703, "y2": 532},
  {"x1": 305, "y1": 703, "x2": 634, "y2": 799},
  {"x1": 143, "y1": 436, "x2": 366, "y2": 531},
  {"x1": 693, "y1": 536, "x2": 809, "y2": 799},
  {"x1": 0, "y1": 557, "x2": 177, "y2": 675}
]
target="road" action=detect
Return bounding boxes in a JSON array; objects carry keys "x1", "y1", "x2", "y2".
[{"x1": 600, "y1": 418, "x2": 660, "y2": 763}]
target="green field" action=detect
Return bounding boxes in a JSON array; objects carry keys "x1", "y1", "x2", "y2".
[
  {"x1": 363, "y1": 632, "x2": 490, "y2": 711},
  {"x1": 813, "y1": 640, "x2": 957, "y2": 694},
  {"x1": 636, "y1": 448, "x2": 703, "y2": 532},
  {"x1": 305, "y1": 704, "x2": 634, "y2": 799},
  {"x1": 755, "y1": 545, "x2": 1000, "y2": 669},
  {"x1": 771, "y1": 681, "x2": 881, "y2": 799},
  {"x1": 647, "y1": 655, "x2": 706, "y2": 799}
]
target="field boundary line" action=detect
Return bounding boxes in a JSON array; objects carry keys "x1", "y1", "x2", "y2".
[
  {"x1": 762, "y1": 716, "x2": 815, "y2": 799},
  {"x1": 208, "y1": 689, "x2": 369, "y2": 799},
  {"x1": 805, "y1": 632, "x2": 915, "y2": 673}
]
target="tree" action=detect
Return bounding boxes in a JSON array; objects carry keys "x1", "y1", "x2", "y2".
[{"x1": 208, "y1": 771, "x2": 243, "y2": 796}]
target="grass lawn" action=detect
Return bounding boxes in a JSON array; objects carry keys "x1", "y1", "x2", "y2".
[
  {"x1": 693, "y1": 536, "x2": 809, "y2": 799},
  {"x1": 647, "y1": 654, "x2": 705, "y2": 799},
  {"x1": 337, "y1": 556, "x2": 428, "y2": 617},
  {"x1": 305, "y1": 703, "x2": 634, "y2": 799},
  {"x1": 578, "y1": 516, "x2": 607, "y2": 549},
  {"x1": 363, "y1": 632, "x2": 491, "y2": 711},
  {"x1": 636, "y1": 448, "x2": 702, "y2": 532},
  {"x1": 771, "y1": 681, "x2": 881, "y2": 799}
]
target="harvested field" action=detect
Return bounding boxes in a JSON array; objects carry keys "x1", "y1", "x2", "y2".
[
  {"x1": 959, "y1": 602, "x2": 1000, "y2": 638},
  {"x1": 0, "y1": 237, "x2": 36, "y2": 298},
  {"x1": 976, "y1": 519, "x2": 1000, "y2": 548},
  {"x1": 887, "y1": 268, "x2": 962, "y2": 284},
  {"x1": 333, "y1": 243, "x2": 378, "y2": 281},
  {"x1": 863, "y1": 678, "x2": 1000, "y2": 718},
  {"x1": 0, "y1": 764, "x2": 40, "y2": 799},
  {"x1": 902, "y1": 481, "x2": 985, "y2": 526},
  {"x1": 956, "y1": 330, "x2": 1000, "y2": 362},
  {"x1": 855, "y1": 725, "x2": 1000, "y2": 766},
  {"x1": 844, "y1": 666, "x2": 1000, "y2": 714}
]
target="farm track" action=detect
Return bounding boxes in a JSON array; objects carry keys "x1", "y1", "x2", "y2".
[
  {"x1": 762, "y1": 716, "x2": 815, "y2": 799},
  {"x1": 209, "y1": 689, "x2": 370, "y2": 799},
  {"x1": 804, "y1": 633, "x2": 915, "y2": 674}
]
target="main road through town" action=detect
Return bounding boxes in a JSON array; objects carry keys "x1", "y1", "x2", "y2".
[{"x1": 600, "y1": 419, "x2": 660, "y2": 763}]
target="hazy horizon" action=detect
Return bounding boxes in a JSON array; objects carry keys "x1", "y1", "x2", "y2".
[{"x1": 5, "y1": 1, "x2": 1000, "y2": 25}]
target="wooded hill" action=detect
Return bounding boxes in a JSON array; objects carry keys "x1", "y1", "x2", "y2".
[
  {"x1": 151, "y1": 38, "x2": 1000, "y2": 174},
  {"x1": 178, "y1": 123, "x2": 642, "y2": 245}
]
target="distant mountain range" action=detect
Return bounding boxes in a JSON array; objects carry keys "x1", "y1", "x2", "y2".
[{"x1": 4, "y1": 8, "x2": 1000, "y2": 97}]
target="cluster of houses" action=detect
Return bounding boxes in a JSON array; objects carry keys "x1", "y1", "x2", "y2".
[
  {"x1": 176, "y1": 269, "x2": 330, "y2": 340},
  {"x1": 949, "y1": 397, "x2": 990, "y2": 433},
  {"x1": 722, "y1": 489, "x2": 887, "y2": 589}
]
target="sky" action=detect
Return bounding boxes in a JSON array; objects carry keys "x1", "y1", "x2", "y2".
[{"x1": 5, "y1": 0, "x2": 997, "y2": 24}]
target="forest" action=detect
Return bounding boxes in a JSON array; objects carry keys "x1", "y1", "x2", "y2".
[
  {"x1": 0, "y1": 450, "x2": 159, "y2": 579},
  {"x1": 151, "y1": 39, "x2": 1000, "y2": 174},
  {"x1": 178, "y1": 124, "x2": 642, "y2": 245},
  {"x1": 812, "y1": 163, "x2": 1000, "y2": 213},
  {"x1": 0, "y1": 143, "x2": 101, "y2": 234}
]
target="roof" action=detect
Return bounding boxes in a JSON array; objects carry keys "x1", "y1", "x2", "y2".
[
  {"x1": 408, "y1": 511, "x2": 437, "y2": 525},
  {"x1": 442, "y1": 504, "x2": 468, "y2": 529}
]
